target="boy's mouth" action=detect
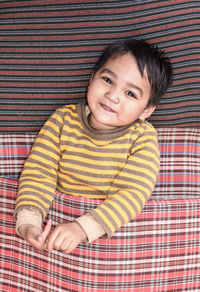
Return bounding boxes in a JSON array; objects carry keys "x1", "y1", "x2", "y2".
[{"x1": 100, "y1": 103, "x2": 116, "y2": 113}]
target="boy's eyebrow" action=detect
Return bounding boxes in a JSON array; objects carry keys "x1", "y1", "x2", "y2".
[{"x1": 100, "y1": 68, "x2": 143, "y2": 97}]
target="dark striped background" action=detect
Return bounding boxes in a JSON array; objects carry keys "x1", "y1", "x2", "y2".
[{"x1": 0, "y1": 0, "x2": 199, "y2": 132}]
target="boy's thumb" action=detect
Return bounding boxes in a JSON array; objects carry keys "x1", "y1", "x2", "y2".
[{"x1": 38, "y1": 219, "x2": 52, "y2": 242}]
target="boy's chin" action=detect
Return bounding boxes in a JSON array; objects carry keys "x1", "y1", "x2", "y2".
[{"x1": 90, "y1": 118, "x2": 116, "y2": 130}]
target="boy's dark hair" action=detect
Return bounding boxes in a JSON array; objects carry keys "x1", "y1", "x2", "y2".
[{"x1": 93, "y1": 38, "x2": 173, "y2": 107}]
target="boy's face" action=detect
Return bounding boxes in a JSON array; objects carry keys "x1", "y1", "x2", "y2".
[{"x1": 87, "y1": 53, "x2": 155, "y2": 130}]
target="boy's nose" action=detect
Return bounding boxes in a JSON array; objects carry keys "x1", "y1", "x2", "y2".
[{"x1": 105, "y1": 89, "x2": 120, "y2": 104}]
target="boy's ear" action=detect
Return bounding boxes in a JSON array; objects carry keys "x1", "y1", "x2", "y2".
[{"x1": 139, "y1": 105, "x2": 156, "y2": 120}]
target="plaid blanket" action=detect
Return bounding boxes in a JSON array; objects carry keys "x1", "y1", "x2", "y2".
[
  {"x1": 0, "y1": 177, "x2": 200, "y2": 291},
  {"x1": 0, "y1": 127, "x2": 200, "y2": 291}
]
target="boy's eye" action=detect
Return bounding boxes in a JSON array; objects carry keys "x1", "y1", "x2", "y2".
[
  {"x1": 102, "y1": 77, "x2": 112, "y2": 84},
  {"x1": 126, "y1": 90, "x2": 137, "y2": 99}
]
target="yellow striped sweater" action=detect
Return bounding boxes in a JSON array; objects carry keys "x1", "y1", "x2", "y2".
[{"x1": 15, "y1": 101, "x2": 160, "y2": 237}]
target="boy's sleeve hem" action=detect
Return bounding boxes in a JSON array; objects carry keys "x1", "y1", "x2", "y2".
[
  {"x1": 87, "y1": 210, "x2": 115, "y2": 239},
  {"x1": 75, "y1": 213, "x2": 106, "y2": 243},
  {"x1": 15, "y1": 208, "x2": 42, "y2": 236}
]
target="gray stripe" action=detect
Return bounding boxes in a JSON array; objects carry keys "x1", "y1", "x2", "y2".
[
  {"x1": 105, "y1": 196, "x2": 134, "y2": 222},
  {"x1": 61, "y1": 158, "x2": 124, "y2": 170},
  {"x1": 19, "y1": 177, "x2": 56, "y2": 190},
  {"x1": 17, "y1": 190, "x2": 53, "y2": 206},
  {"x1": 128, "y1": 160, "x2": 159, "y2": 174}
]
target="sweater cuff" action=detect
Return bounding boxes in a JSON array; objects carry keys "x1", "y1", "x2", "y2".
[
  {"x1": 75, "y1": 213, "x2": 106, "y2": 243},
  {"x1": 15, "y1": 208, "x2": 42, "y2": 236}
]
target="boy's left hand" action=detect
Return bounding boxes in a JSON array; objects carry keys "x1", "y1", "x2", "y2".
[{"x1": 46, "y1": 222, "x2": 87, "y2": 254}]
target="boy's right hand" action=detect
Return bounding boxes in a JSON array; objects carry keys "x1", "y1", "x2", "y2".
[{"x1": 18, "y1": 219, "x2": 52, "y2": 251}]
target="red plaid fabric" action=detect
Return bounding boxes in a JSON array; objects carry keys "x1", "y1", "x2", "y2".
[
  {"x1": 153, "y1": 127, "x2": 200, "y2": 198},
  {"x1": 0, "y1": 133, "x2": 36, "y2": 178},
  {"x1": 0, "y1": 128, "x2": 199, "y2": 199},
  {"x1": 0, "y1": 177, "x2": 200, "y2": 291},
  {"x1": 0, "y1": 128, "x2": 200, "y2": 290}
]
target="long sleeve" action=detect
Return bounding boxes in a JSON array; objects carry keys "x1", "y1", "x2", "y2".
[
  {"x1": 14, "y1": 108, "x2": 64, "y2": 220},
  {"x1": 88, "y1": 128, "x2": 160, "y2": 238}
]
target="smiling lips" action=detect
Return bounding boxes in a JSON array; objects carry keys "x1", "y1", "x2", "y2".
[{"x1": 100, "y1": 103, "x2": 116, "y2": 113}]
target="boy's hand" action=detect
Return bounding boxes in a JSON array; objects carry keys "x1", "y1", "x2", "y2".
[
  {"x1": 18, "y1": 219, "x2": 52, "y2": 251},
  {"x1": 46, "y1": 222, "x2": 87, "y2": 254}
]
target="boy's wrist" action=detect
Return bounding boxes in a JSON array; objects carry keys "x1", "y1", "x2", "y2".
[
  {"x1": 15, "y1": 208, "x2": 42, "y2": 236},
  {"x1": 18, "y1": 223, "x2": 42, "y2": 237},
  {"x1": 76, "y1": 213, "x2": 106, "y2": 243},
  {"x1": 73, "y1": 221, "x2": 87, "y2": 242}
]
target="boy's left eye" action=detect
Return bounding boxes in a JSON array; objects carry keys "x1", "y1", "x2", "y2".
[{"x1": 126, "y1": 91, "x2": 136, "y2": 98}]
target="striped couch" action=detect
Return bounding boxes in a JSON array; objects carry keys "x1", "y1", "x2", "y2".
[{"x1": 0, "y1": 1, "x2": 199, "y2": 291}]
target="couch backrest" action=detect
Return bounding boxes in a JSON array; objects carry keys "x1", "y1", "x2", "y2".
[
  {"x1": 0, "y1": 0, "x2": 199, "y2": 132},
  {"x1": 1, "y1": 128, "x2": 199, "y2": 199}
]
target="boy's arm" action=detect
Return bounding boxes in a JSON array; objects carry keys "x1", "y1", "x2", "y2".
[
  {"x1": 88, "y1": 128, "x2": 160, "y2": 238},
  {"x1": 14, "y1": 107, "x2": 64, "y2": 222}
]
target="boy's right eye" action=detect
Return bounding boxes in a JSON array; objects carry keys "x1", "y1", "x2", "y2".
[{"x1": 102, "y1": 76, "x2": 112, "y2": 84}]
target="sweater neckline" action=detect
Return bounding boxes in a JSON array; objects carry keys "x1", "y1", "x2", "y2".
[{"x1": 76, "y1": 100, "x2": 137, "y2": 140}]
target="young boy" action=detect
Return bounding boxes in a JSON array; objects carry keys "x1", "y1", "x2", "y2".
[{"x1": 14, "y1": 38, "x2": 173, "y2": 254}]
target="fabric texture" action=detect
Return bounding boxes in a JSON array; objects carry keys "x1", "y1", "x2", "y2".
[
  {"x1": 0, "y1": 128, "x2": 199, "y2": 290},
  {"x1": 15, "y1": 102, "x2": 160, "y2": 238},
  {"x1": 152, "y1": 127, "x2": 200, "y2": 198},
  {"x1": 0, "y1": 177, "x2": 200, "y2": 291},
  {"x1": 0, "y1": 0, "x2": 199, "y2": 131},
  {"x1": 0, "y1": 132, "x2": 36, "y2": 178}
]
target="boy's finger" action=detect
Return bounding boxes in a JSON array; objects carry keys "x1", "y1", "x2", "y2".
[
  {"x1": 46, "y1": 229, "x2": 59, "y2": 251},
  {"x1": 38, "y1": 219, "x2": 52, "y2": 242}
]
